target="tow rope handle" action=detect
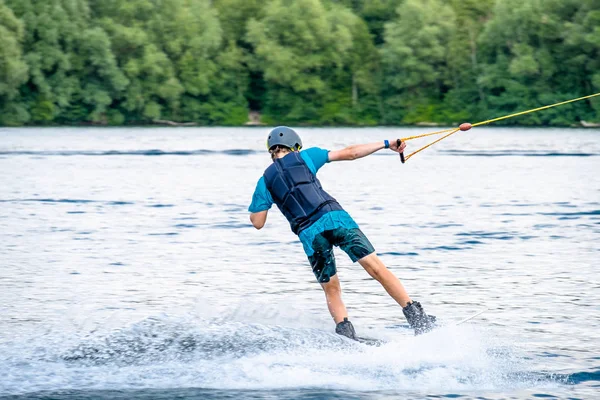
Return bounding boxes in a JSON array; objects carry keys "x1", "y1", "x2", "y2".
[{"x1": 397, "y1": 139, "x2": 405, "y2": 164}]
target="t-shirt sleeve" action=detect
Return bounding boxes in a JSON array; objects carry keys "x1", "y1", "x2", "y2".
[
  {"x1": 248, "y1": 177, "x2": 274, "y2": 213},
  {"x1": 302, "y1": 147, "x2": 330, "y2": 173}
]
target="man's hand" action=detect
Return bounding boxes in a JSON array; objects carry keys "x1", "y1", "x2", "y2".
[{"x1": 389, "y1": 139, "x2": 407, "y2": 154}]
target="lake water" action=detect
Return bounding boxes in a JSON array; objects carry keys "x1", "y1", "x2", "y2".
[{"x1": 0, "y1": 127, "x2": 599, "y2": 399}]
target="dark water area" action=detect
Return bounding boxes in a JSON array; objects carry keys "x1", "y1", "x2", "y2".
[{"x1": 1, "y1": 127, "x2": 599, "y2": 399}]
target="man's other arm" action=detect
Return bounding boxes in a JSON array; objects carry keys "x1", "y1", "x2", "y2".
[{"x1": 250, "y1": 210, "x2": 268, "y2": 229}]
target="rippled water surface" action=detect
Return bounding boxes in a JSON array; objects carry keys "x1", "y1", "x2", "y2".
[{"x1": 1, "y1": 127, "x2": 599, "y2": 399}]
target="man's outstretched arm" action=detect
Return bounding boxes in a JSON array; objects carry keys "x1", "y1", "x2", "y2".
[
  {"x1": 328, "y1": 140, "x2": 406, "y2": 162},
  {"x1": 250, "y1": 210, "x2": 268, "y2": 229}
]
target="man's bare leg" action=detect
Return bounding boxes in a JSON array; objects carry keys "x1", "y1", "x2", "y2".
[
  {"x1": 359, "y1": 252, "x2": 436, "y2": 334},
  {"x1": 358, "y1": 253, "x2": 412, "y2": 307},
  {"x1": 320, "y1": 274, "x2": 348, "y2": 324}
]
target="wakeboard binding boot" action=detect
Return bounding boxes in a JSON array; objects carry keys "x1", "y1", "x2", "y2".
[
  {"x1": 335, "y1": 317, "x2": 358, "y2": 341},
  {"x1": 403, "y1": 301, "x2": 437, "y2": 335}
]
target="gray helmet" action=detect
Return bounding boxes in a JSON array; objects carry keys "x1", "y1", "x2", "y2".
[{"x1": 267, "y1": 126, "x2": 302, "y2": 151}]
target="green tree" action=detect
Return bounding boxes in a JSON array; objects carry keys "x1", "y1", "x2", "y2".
[
  {"x1": 381, "y1": 0, "x2": 456, "y2": 124},
  {"x1": 214, "y1": 0, "x2": 264, "y2": 47},
  {"x1": 5, "y1": 0, "x2": 89, "y2": 124},
  {"x1": 0, "y1": 0, "x2": 28, "y2": 125},
  {"x1": 442, "y1": 0, "x2": 494, "y2": 122},
  {"x1": 335, "y1": 0, "x2": 401, "y2": 45},
  {"x1": 563, "y1": 0, "x2": 600, "y2": 121},
  {"x1": 214, "y1": 0, "x2": 265, "y2": 114},
  {"x1": 478, "y1": 0, "x2": 598, "y2": 125},
  {"x1": 4, "y1": 0, "x2": 127, "y2": 124},
  {"x1": 92, "y1": 0, "x2": 247, "y2": 124},
  {"x1": 248, "y1": 0, "x2": 376, "y2": 124},
  {"x1": 344, "y1": 17, "x2": 381, "y2": 124}
]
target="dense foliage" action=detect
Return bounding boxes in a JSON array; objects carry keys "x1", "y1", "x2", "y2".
[{"x1": 0, "y1": 0, "x2": 598, "y2": 126}]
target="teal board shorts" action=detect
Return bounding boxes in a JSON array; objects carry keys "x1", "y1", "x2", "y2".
[
  {"x1": 297, "y1": 210, "x2": 375, "y2": 283},
  {"x1": 305, "y1": 227, "x2": 375, "y2": 284}
]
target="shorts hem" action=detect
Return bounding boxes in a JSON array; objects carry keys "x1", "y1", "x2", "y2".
[{"x1": 350, "y1": 248, "x2": 376, "y2": 263}]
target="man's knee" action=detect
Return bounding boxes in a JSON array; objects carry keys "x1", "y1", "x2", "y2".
[
  {"x1": 325, "y1": 287, "x2": 342, "y2": 299},
  {"x1": 322, "y1": 277, "x2": 342, "y2": 296},
  {"x1": 359, "y1": 254, "x2": 386, "y2": 280}
]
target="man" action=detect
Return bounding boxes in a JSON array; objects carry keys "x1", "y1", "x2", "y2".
[{"x1": 249, "y1": 126, "x2": 436, "y2": 338}]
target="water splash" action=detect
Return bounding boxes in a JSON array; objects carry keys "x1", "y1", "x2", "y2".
[{"x1": 0, "y1": 312, "x2": 567, "y2": 397}]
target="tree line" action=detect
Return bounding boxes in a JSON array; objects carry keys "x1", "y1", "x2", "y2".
[{"x1": 0, "y1": 0, "x2": 599, "y2": 127}]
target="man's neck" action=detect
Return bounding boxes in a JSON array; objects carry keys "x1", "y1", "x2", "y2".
[{"x1": 276, "y1": 151, "x2": 292, "y2": 159}]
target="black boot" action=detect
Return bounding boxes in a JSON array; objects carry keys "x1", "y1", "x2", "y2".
[
  {"x1": 335, "y1": 317, "x2": 358, "y2": 340},
  {"x1": 403, "y1": 301, "x2": 437, "y2": 335}
]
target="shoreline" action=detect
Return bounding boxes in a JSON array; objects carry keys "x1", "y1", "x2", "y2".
[{"x1": 1, "y1": 123, "x2": 599, "y2": 129}]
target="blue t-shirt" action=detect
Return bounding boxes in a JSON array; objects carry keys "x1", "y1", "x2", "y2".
[
  {"x1": 249, "y1": 147, "x2": 359, "y2": 257},
  {"x1": 248, "y1": 147, "x2": 330, "y2": 213}
]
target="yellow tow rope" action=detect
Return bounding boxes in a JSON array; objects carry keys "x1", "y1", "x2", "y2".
[{"x1": 399, "y1": 92, "x2": 600, "y2": 163}]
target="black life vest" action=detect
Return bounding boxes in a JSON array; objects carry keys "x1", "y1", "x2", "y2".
[{"x1": 263, "y1": 151, "x2": 343, "y2": 235}]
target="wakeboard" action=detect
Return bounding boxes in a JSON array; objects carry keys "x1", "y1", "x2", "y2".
[
  {"x1": 385, "y1": 307, "x2": 488, "y2": 331},
  {"x1": 356, "y1": 308, "x2": 488, "y2": 345},
  {"x1": 356, "y1": 336, "x2": 385, "y2": 346}
]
